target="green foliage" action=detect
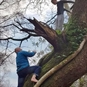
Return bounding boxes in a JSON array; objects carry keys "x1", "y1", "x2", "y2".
[
  {"x1": 56, "y1": 30, "x2": 62, "y2": 35},
  {"x1": 65, "y1": 18, "x2": 87, "y2": 51},
  {"x1": 70, "y1": 86, "x2": 76, "y2": 87}
]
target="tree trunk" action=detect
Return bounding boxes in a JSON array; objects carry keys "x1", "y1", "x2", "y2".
[{"x1": 72, "y1": 0, "x2": 87, "y2": 28}]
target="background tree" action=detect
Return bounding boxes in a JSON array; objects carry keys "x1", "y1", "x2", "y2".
[{"x1": 0, "y1": 52, "x2": 11, "y2": 87}]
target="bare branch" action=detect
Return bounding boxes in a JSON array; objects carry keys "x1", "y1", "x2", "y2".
[
  {"x1": 0, "y1": 0, "x2": 4, "y2": 5},
  {"x1": 0, "y1": 51, "x2": 14, "y2": 66},
  {"x1": 0, "y1": 34, "x2": 31, "y2": 41},
  {"x1": 5, "y1": 40, "x2": 9, "y2": 54}
]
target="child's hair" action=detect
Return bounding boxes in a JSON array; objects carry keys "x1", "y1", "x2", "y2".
[
  {"x1": 51, "y1": 0, "x2": 57, "y2": 4},
  {"x1": 14, "y1": 47, "x2": 22, "y2": 53}
]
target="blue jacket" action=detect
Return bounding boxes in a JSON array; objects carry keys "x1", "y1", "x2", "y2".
[{"x1": 16, "y1": 50, "x2": 36, "y2": 72}]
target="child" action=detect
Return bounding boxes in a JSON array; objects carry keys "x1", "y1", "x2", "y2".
[{"x1": 51, "y1": 0, "x2": 74, "y2": 30}]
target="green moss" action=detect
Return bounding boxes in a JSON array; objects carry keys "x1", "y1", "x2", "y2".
[
  {"x1": 66, "y1": 18, "x2": 87, "y2": 51},
  {"x1": 56, "y1": 30, "x2": 62, "y2": 35}
]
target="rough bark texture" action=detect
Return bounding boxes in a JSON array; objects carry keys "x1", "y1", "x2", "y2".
[{"x1": 72, "y1": 0, "x2": 87, "y2": 27}]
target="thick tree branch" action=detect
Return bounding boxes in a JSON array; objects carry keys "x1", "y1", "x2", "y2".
[
  {"x1": 21, "y1": 29, "x2": 35, "y2": 32},
  {"x1": 28, "y1": 18, "x2": 56, "y2": 39},
  {"x1": 0, "y1": 51, "x2": 14, "y2": 66},
  {"x1": 21, "y1": 28, "x2": 48, "y2": 37}
]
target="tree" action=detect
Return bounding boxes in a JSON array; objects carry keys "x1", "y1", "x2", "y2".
[
  {"x1": 0, "y1": 52, "x2": 11, "y2": 87},
  {"x1": 23, "y1": 0, "x2": 87, "y2": 87},
  {"x1": 1, "y1": 0, "x2": 87, "y2": 87}
]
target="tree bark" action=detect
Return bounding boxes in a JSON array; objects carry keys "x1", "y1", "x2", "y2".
[{"x1": 72, "y1": 0, "x2": 87, "y2": 27}]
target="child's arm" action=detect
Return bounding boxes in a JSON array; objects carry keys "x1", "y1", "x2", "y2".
[{"x1": 63, "y1": 1, "x2": 75, "y2": 4}]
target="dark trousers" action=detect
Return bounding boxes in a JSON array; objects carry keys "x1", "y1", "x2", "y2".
[{"x1": 17, "y1": 66, "x2": 41, "y2": 87}]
